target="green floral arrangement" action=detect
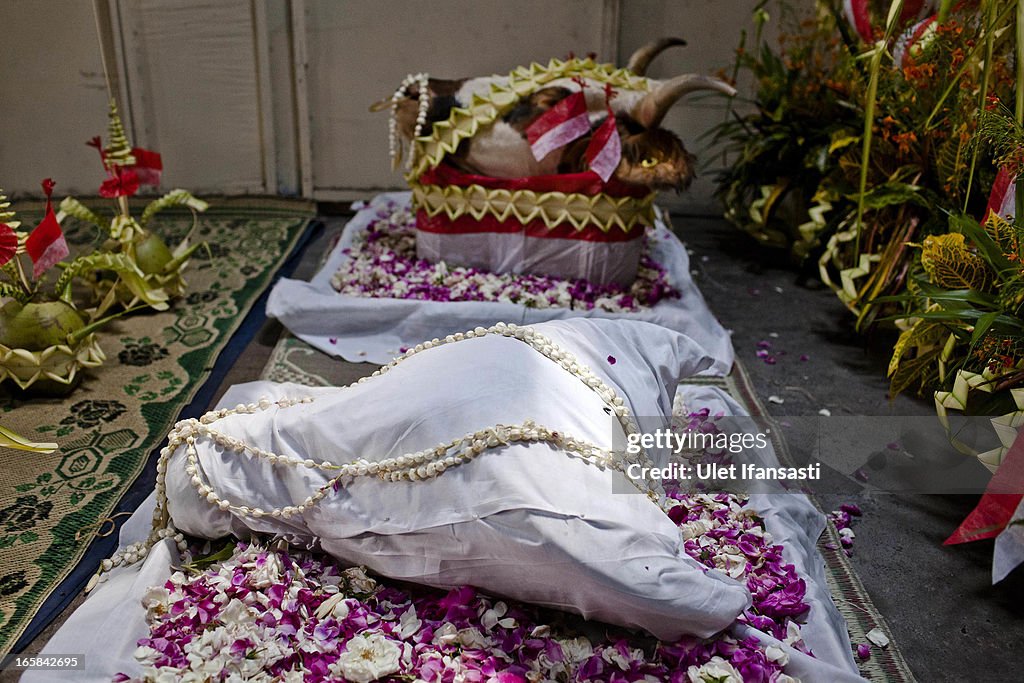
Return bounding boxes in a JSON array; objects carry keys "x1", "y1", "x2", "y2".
[
  {"x1": 714, "y1": 1, "x2": 1024, "y2": 464},
  {"x1": 882, "y1": 105, "x2": 1024, "y2": 440},
  {"x1": 712, "y1": 1, "x2": 1017, "y2": 328},
  {"x1": 57, "y1": 101, "x2": 208, "y2": 313},
  {"x1": 0, "y1": 180, "x2": 161, "y2": 394}
]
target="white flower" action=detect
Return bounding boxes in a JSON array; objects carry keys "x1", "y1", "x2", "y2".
[
  {"x1": 218, "y1": 598, "x2": 254, "y2": 627},
  {"x1": 481, "y1": 601, "x2": 507, "y2": 630},
  {"x1": 249, "y1": 552, "x2": 283, "y2": 588},
  {"x1": 456, "y1": 627, "x2": 492, "y2": 649},
  {"x1": 765, "y1": 644, "x2": 790, "y2": 665},
  {"x1": 713, "y1": 545, "x2": 748, "y2": 579},
  {"x1": 315, "y1": 593, "x2": 351, "y2": 620},
  {"x1": 784, "y1": 621, "x2": 805, "y2": 649},
  {"x1": 686, "y1": 656, "x2": 743, "y2": 682},
  {"x1": 558, "y1": 636, "x2": 593, "y2": 663},
  {"x1": 342, "y1": 566, "x2": 378, "y2": 594},
  {"x1": 598, "y1": 647, "x2": 630, "y2": 671},
  {"x1": 433, "y1": 622, "x2": 459, "y2": 646},
  {"x1": 398, "y1": 605, "x2": 422, "y2": 638},
  {"x1": 332, "y1": 633, "x2": 402, "y2": 683},
  {"x1": 141, "y1": 586, "x2": 170, "y2": 615},
  {"x1": 679, "y1": 518, "x2": 714, "y2": 540}
]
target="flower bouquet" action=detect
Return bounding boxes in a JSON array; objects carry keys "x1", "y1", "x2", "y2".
[
  {"x1": 57, "y1": 101, "x2": 208, "y2": 313},
  {"x1": 0, "y1": 180, "x2": 165, "y2": 395}
]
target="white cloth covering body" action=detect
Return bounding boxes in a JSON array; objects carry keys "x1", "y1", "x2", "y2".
[{"x1": 27, "y1": 322, "x2": 863, "y2": 682}]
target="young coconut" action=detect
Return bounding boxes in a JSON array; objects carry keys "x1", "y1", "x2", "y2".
[
  {"x1": 0, "y1": 180, "x2": 162, "y2": 395},
  {"x1": 56, "y1": 101, "x2": 208, "y2": 313}
]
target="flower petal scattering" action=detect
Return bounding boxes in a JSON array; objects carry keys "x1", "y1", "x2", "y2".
[
  {"x1": 121, "y1": 488, "x2": 812, "y2": 682},
  {"x1": 330, "y1": 200, "x2": 680, "y2": 312}
]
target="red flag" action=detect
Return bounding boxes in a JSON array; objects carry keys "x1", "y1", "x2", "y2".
[
  {"x1": 526, "y1": 90, "x2": 591, "y2": 162},
  {"x1": 131, "y1": 147, "x2": 163, "y2": 186},
  {"x1": 0, "y1": 223, "x2": 17, "y2": 268},
  {"x1": 25, "y1": 178, "x2": 69, "y2": 279},
  {"x1": 584, "y1": 112, "x2": 621, "y2": 183},
  {"x1": 945, "y1": 428, "x2": 1024, "y2": 544}
]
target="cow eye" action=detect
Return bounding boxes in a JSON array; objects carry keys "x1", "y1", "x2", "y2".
[{"x1": 641, "y1": 157, "x2": 659, "y2": 168}]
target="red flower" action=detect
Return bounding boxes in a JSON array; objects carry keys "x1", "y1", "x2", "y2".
[{"x1": 99, "y1": 167, "x2": 140, "y2": 198}]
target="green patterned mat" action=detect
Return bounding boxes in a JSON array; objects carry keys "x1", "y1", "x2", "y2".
[
  {"x1": 0, "y1": 199, "x2": 313, "y2": 656},
  {"x1": 259, "y1": 334, "x2": 916, "y2": 682}
]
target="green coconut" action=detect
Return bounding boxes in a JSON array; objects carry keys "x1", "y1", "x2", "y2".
[
  {"x1": 133, "y1": 232, "x2": 175, "y2": 275},
  {"x1": 0, "y1": 300, "x2": 86, "y2": 351},
  {"x1": 0, "y1": 300, "x2": 90, "y2": 396}
]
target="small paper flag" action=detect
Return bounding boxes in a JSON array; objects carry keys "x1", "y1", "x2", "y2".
[
  {"x1": 526, "y1": 90, "x2": 591, "y2": 162},
  {"x1": 584, "y1": 112, "x2": 621, "y2": 183},
  {"x1": 25, "y1": 178, "x2": 69, "y2": 279}
]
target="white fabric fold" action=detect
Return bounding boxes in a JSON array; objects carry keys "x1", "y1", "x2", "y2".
[{"x1": 267, "y1": 192, "x2": 735, "y2": 373}]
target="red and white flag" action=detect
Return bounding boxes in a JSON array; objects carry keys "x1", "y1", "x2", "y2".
[
  {"x1": 131, "y1": 146, "x2": 163, "y2": 186},
  {"x1": 584, "y1": 112, "x2": 621, "y2": 183},
  {"x1": 985, "y1": 167, "x2": 1017, "y2": 223},
  {"x1": 526, "y1": 90, "x2": 591, "y2": 162},
  {"x1": 25, "y1": 178, "x2": 69, "y2": 279}
]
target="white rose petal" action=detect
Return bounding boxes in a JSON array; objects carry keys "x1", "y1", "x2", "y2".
[
  {"x1": 398, "y1": 605, "x2": 422, "y2": 638},
  {"x1": 866, "y1": 627, "x2": 890, "y2": 648}
]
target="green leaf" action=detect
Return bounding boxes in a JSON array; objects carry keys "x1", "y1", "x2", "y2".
[
  {"x1": 184, "y1": 540, "x2": 238, "y2": 572},
  {"x1": 847, "y1": 182, "x2": 926, "y2": 210},
  {"x1": 0, "y1": 425, "x2": 57, "y2": 453},
  {"x1": 948, "y1": 213, "x2": 1017, "y2": 276},
  {"x1": 56, "y1": 197, "x2": 106, "y2": 229},
  {"x1": 140, "y1": 190, "x2": 208, "y2": 228},
  {"x1": 56, "y1": 252, "x2": 169, "y2": 311},
  {"x1": 970, "y1": 311, "x2": 1000, "y2": 346}
]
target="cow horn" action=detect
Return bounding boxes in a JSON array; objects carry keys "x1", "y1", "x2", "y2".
[
  {"x1": 625, "y1": 37, "x2": 687, "y2": 75},
  {"x1": 631, "y1": 75, "x2": 736, "y2": 128}
]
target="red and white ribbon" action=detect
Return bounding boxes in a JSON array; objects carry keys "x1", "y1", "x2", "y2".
[
  {"x1": 584, "y1": 112, "x2": 622, "y2": 183},
  {"x1": 526, "y1": 90, "x2": 591, "y2": 162}
]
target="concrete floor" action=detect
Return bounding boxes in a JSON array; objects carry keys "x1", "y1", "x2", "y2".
[
  {"x1": 678, "y1": 214, "x2": 1024, "y2": 681},
  {"x1": 11, "y1": 212, "x2": 1024, "y2": 681}
]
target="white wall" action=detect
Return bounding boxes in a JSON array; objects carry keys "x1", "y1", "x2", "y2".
[{"x1": 0, "y1": 0, "x2": 762, "y2": 213}]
